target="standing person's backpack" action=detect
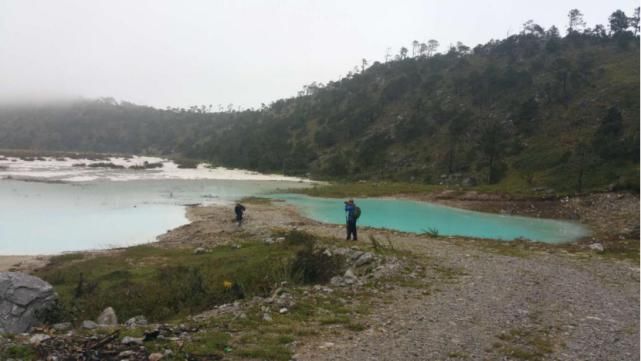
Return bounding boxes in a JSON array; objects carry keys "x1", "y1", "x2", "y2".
[{"x1": 354, "y1": 206, "x2": 361, "y2": 220}]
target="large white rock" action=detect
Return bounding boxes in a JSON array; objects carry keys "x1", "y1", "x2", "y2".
[{"x1": 0, "y1": 272, "x2": 57, "y2": 334}]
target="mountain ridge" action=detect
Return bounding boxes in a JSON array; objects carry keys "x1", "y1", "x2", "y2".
[{"x1": 0, "y1": 12, "x2": 639, "y2": 193}]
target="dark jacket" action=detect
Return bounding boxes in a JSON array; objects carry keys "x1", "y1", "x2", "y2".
[
  {"x1": 345, "y1": 203, "x2": 356, "y2": 223},
  {"x1": 235, "y1": 204, "x2": 246, "y2": 218}
]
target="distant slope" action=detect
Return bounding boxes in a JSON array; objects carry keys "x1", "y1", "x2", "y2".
[
  {"x1": 0, "y1": 27, "x2": 639, "y2": 193},
  {"x1": 204, "y1": 31, "x2": 639, "y2": 192}
]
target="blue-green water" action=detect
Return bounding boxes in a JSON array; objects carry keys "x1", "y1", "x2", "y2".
[
  {"x1": 0, "y1": 179, "x2": 309, "y2": 255},
  {"x1": 271, "y1": 194, "x2": 590, "y2": 243}
]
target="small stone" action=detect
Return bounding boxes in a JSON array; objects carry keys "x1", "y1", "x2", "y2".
[
  {"x1": 122, "y1": 336, "x2": 144, "y2": 345},
  {"x1": 97, "y1": 306, "x2": 118, "y2": 325},
  {"x1": 118, "y1": 350, "x2": 136, "y2": 357},
  {"x1": 279, "y1": 307, "x2": 288, "y2": 314},
  {"x1": 589, "y1": 243, "x2": 604, "y2": 252},
  {"x1": 354, "y1": 252, "x2": 375, "y2": 267},
  {"x1": 82, "y1": 320, "x2": 98, "y2": 329},
  {"x1": 125, "y1": 315, "x2": 148, "y2": 328},
  {"x1": 148, "y1": 352, "x2": 164, "y2": 361},
  {"x1": 193, "y1": 247, "x2": 207, "y2": 254},
  {"x1": 29, "y1": 333, "x2": 50, "y2": 345},
  {"x1": 52, "y1": 322, "x2": 72, "y2": 331},
  {"x1": 263, "y1": 313, "x2": 273, "y2": 322},
  {"x1": 319, "y1": 342, "x2": 335, "y2": 349},
  {"x1": 344, "y1": 268, "x2": 356, "y2": 279},
  {"x1": 272, "y1": 287, "x2": 286, "y2": 297}
]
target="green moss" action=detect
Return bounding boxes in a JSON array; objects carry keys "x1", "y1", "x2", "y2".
[{"x1": 1, "y1": 344, "x2": 38, "y2": 360}]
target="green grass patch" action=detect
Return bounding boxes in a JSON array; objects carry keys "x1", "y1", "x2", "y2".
[
  {"x1": 35, "y1": 231, "x2": 345, "y2": 322},
  {"x1": 47, "y1": 252, "x2": 85, "y2": 267},
  {"x1": 290, "y1": 181, "x2": 445, "y2": 198},
  {"x1": 494, "y1": 328, "x2": 556, "y2": 361},
  {"x1": 600, "y1": 238, "x2": 640, "y2": 263},
  {"x1": 0, "y1": 344, "x2": 37, "y2": 361},
  {"x1": 183, "y1": 331, "x2": 231, "y2": 357},
  {"x1": 239, "y1": 196, "x2": 273, "y2": 205}
]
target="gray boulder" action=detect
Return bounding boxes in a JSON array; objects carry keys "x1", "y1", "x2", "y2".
[
  {"x1": 97, "y1": 306, "x2": 118, "y2": 325},
  {"x1": 82, "y1": 320, "x2": 98, "y2": 329},
  {"x1": 0, "y1": 272, "x2": 57, "y2": 334},
  {"x1": 124, "y1": 315, "x2": 148, "y2": 328}
]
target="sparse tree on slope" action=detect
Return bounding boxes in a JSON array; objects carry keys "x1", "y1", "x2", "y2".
[
  {"x1": 419, "y1": 42, "x2": 428, "y2": 57},
  {"x1": 399, "y1": 47, "x2": 409, "y2": 59},
  {"x1": 427, "y1": 39, "x2": 439, "y2": 56},
  {"x1": 631, "y1": 7, "x2": 640, "y2": 35},
  {"x1": 592, "y1": 106, "x2": 625, "y2": 160},
  {"x1": 609, "y1": 10, "x2": 629, "y2": 35},
  {"x1": 567, "y1": 9, "x2": 586, "y2": 34},
  {"x1": 478, "y1": 120, "x2": 508, "y2": 184}
]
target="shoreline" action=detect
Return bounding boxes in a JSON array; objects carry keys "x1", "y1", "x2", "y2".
[
  {"x1": 2, "y1": 190, "x2": 637, "y2": 272},
  {"x1": 2, "y1": 191, "x2": 638, "y2": 360}
]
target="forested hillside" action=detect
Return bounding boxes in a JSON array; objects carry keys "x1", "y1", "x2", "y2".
[{"x1": 1, "y1": 9, "x2": 639, "y2": 193}]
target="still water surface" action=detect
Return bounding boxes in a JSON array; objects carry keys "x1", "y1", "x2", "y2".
[
  {"x1": 0, "y1": 179, "x2": 307, "y2": 254},
  {"x1": 0, "y1": 155, "x2": 590, "y2": 254},
  {"x1": 271, "y1": 194, "x2": 590, "y2": 244}
]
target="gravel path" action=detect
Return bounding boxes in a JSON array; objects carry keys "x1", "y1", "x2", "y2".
[
  {"x1": 124, "y1": 194, "x2": 641, "y2": 361},
  {"x1": 294, "y1": 236, "x2": 640, "y2": 361}
]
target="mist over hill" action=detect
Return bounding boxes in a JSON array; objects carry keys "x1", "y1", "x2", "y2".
[{"x1": 1, "y1": 9, "x2": 639, "y2": 193}]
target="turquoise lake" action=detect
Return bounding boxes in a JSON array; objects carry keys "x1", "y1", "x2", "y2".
[
  {"x1": 270, "y1": 194, "x2": 590, "y2": 244},
  {"x1": 0, "y1": 174, "x2": 590, "y2": 255},
  {"x1": 0, "y1": 179, "x2": 308, "y2": 255}
]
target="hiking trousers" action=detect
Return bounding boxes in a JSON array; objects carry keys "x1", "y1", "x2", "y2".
[{"x1": 346, "y1": 220, "x2": 357, "y2": 240}]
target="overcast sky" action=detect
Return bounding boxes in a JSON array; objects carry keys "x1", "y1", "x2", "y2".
[{"x1": 0, "y1": 0, "x2": 636, "y2": 109}]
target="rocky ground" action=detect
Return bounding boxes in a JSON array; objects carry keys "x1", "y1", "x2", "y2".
[
  {"x1": 293, "y1": 236, "x2": 639, "y2": 361},
  {"x1": 157, "y1": 193, "x2": 640, "y2": 361},
  {"x1": 2, "y1": 192, "x2": 639, "y2": 360}
]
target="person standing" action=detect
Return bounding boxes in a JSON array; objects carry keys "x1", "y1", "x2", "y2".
[
  {"x1": 234, "y1": 202, "x2": 246, "y2": 226},
  {"x1": 344, "y1": 199, "x2": 359, "y2": 241}
]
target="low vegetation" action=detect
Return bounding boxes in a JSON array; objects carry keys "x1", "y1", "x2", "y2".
[
  {"x1": 16, "y1": 230, "x2": 426, "y2": 361},
  {"x1": 292, "y1": 181, "x2": 445, "y2": 198},
  {"x1": 35, "y1": 231, "x2": 345, "y2": 322}
]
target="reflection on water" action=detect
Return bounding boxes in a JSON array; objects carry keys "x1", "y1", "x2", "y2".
[
  {"x1": 271, "y1": 194, "x2": 590, "y2": 244},
  {"x1": 0, "y1": 179, "x2": 309, "y2": 255}
]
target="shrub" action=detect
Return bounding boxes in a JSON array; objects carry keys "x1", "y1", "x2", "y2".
[
  {"x1": 284, "y1": 230, "x2": 316, "y2": 246},
  {"x1": 290, "y1": 246, "x2": 344, "y2": 284}
]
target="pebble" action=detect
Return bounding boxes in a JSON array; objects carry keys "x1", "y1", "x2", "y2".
[
  {"x1": 29, "y1": 333, "x2": 50, "y2": 345},
  {"x1": 82, "y1": 320, "x2": 98, "y2": 329},
  {"x1": 121, "y1": 336, "x2": 144, "y2": 345}
]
